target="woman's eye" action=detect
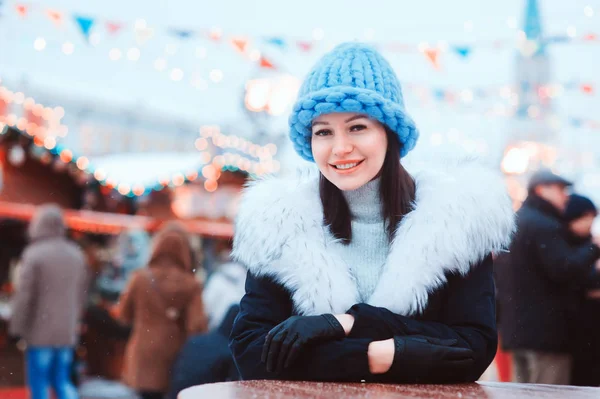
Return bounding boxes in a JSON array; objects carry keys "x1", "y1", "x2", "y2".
[
  {"x1": 350, "y1": 124, "x2": 367, "y2": 132},
  {"x1": 313, "y1": 129, "x2": 331, "y2": 137}
]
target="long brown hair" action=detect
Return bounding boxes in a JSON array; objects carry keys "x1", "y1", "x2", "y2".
[{"x1": 320, "y1": 126, "x2": 416, "y2": 244}]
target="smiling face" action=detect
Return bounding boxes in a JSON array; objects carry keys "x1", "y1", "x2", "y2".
[{"x1": 311, "y1": 112, "x2": 388, "y2": 191}]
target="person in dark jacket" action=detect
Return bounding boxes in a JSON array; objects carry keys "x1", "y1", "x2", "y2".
[
  {"x1": 229, "y1": 43, "x2": 515, "y2": 384},
  {"x1": 563, "y1": 194, "x2": 600, "y2": 386},
  {"x1": 496, "y1": 172, "x2": 600, "y2": 385},
  {"x1": 167, "y1": 305, "x2": 240, "y2": 399}
]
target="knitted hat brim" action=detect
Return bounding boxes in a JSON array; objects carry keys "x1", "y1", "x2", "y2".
[{"x1": 288, "y1": 86, "x2": 419, "y2": 162}]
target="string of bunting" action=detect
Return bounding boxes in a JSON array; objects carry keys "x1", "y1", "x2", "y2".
[
  {"x1": 8, "y1": 2, "x2": 278, "y2": 70},
  {"x1": 406, "y1": 80, "x2": 595, "y2": 104},
  {"x1": 6, "y1": 2, "x2": 600, "y2": 71}
]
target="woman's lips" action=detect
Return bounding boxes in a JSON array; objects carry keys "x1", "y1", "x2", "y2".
[{"x1": 329, "y1": 160, "x2": 364, "y2": 174}]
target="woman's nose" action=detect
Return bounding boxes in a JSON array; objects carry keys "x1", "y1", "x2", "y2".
[{"x1": 332, "y1": 134, "x2": 353, "y2": 157}]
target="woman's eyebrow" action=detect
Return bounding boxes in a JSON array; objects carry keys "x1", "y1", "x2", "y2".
[
  {"x1": 345, "y1": 114, "x2": 368, "y2": 123},
  {"x1": 312, "y1": 121, "x2": 329, "y2": 126}
]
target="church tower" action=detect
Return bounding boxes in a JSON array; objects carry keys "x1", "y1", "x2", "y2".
[{"x1": 513, "y1": 0, "x2": 554, "y2": 142}]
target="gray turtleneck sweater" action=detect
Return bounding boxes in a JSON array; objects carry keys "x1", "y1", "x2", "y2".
[{"x1": 341, "y1": 177, "x2": 390, "y2": 302}]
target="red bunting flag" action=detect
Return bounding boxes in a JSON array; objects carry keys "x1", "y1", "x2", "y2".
[
  {"x1": 423, "y1": 48, "x2": 441, "y2": 70},
  {"x1": 209, "y1": 28, "x2": 222, "y2": 41},
  {"x1": 46, "y1": 10, "x2": 63, "y2": 26},
  {"x1": 581, "y1": 84, "x2": 594, "y2": 94},
  {"x1": 106, "y1": 22, "x2": 122, "y2": 35},
  {"x1": 15, "y1": 4, "x2": 27, "y2": 17},
  {"x1": 583, "y1": 33, "x2": 597, "y2": 41},
  {"x1": 297, "y1": 41, "x2": 312, "y2": 52},
  {"x1": 231, "y1": 37, "x2": 248, "y2": 53},
  {"x1": 259, "y1": 57, "x2": 275, "y2": 69}
]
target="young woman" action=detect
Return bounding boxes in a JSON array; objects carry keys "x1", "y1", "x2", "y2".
[
  {"x1": 118, "y1": 222, "x2": 207, "y2": 399},
  {"x1": 230, "y1": 42, "x2": 515, "y2": 383}
]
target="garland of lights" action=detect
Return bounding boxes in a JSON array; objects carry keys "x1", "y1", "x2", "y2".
[{"x1": 0, "y1": 84, "x2": 280, "y2": 197}]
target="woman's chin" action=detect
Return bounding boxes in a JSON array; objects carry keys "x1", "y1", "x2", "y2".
[{"x1": 329, "y1": 176, "x2": 369, "y2": 192}]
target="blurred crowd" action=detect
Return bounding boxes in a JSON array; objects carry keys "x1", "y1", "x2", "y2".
[
  {"x1": 496, "y1": 169, "x2": 600, "y2": 386},
  {"x1": 7, "y1": 167, "x2": 600, "y2": 398},
  {"x1": 7, "y1": 209, "x2": 245, "y2": 399}
]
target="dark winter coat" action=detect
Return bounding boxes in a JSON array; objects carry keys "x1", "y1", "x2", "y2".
[
  {"x1": 167, "y1": 305, "x2": 240, "y2": 399},
  {"x1": 230, "y1": 160, "x2": 515, "y2": 383},
  {"x1": 496, "y1": 195, "x2": 600, "y2": 353},
  {"x1": 564, "y1": 230, "x2": 600, "y2": 386}
]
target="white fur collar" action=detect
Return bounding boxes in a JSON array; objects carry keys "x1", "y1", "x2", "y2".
[{"x1": 232, "y1": 157, "x2": 515, "y2": 316}]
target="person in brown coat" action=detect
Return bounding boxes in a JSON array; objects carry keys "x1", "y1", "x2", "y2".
[
  {"x1": 118, "y1": 222, "x2": 207, "y2": 399},
  {"x1": 9, "y1": 204, "x2": 88, "y2": 399}
]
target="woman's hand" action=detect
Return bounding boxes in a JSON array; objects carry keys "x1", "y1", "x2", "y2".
[
  {"x1": 368, "y1": 339, "x2": 395, "y2": 374},
  {"x1": 262, "y1": 314, "x2": 346, "y2": 373}
]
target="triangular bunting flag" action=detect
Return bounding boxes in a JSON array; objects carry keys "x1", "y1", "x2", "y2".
[
  {"x1": 259, "y1": 57, "x2": 275, "y2": 69},
  {"x1": 106, "y1": 22, "x2": 122, "y2": 35},
  {"x1": 423, "y1": 48, "x2": 440, "y2": 70},
  {"x1": 46, "y1": 10, "x2": 63, "y2": 26},
  {"x1": 170, "y1": 29, "x2": 194, "y2": 39},
  {"x1": 74, "y1": 15, "x2": 95, "y2": 42},
  {"x1": 581, "y1": 84, "x2": 594, "y2": 94},
  {"x1": 265, "y1": 37, "x2": 286, "y2": 49},
  {"x1": 297, "y1": 41, "x2": 312, "y2": 52},
  {"x1": 583, "y1": 33, "x2": 598, "y2": 41},
  {"x1": 231, "y1": 37, "x2": 248, "y2": 53},
  {"x1": 15, "y1": 4, "x2": 27, "y2": 17},
  {"x1": 452, "y1": 46, "x2": 472, "y2": 59},
  {"x1": 209, "y1": 29, "x2": 222, "y2": 41}
]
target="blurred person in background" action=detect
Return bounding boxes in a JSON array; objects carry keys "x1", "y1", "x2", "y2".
[
  {"x1": 563, "y1": 194, "x2": 600, "y2": 386},
  {"x1": 167, "y1": 304, "x2": 240, "y2": 399},
  {"x1": 496, "y1": 171, "x2": 600, "y2": 385},
  {"x1": 9, "y1": 204, "x2": 88, "y2": 399},
  {"x1": 117, "y1": 222, "x2": 207, "y2": 399},
  {"x1": 96, "y1": 229, "x2": 150, "y2": 302},
  {"x1": 202, "y1": 241, "x2": 246, "y2": 331}
]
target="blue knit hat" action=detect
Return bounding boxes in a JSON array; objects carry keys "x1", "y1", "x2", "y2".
[{"x1": 288, "y1": 42, "x2": 419, "y2": 162}]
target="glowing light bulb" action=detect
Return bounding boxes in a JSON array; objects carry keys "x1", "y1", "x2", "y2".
[
  {"x1": 109, "y1": 48, "x2": 122, "y2": 61},
  {"x1": 62, "y1": 42, "x2": 74, "y2": 55},
  {"x1": 210, "y1": 69, "x2": 223, "y2": 83},
  {"x1": 34, "y1": 37, "x2": 46, "y2": 51},
  {"x1": 127, "y1": 47, "x2": 141, "y2": 61},
  {"x1": 170, "y1": 68, "x2": 184, "y2": 81}
]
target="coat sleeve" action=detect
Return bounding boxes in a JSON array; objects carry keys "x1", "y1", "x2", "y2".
[
  {"x1": 533, "y1": 223, "x2": 600, "y2": 285},
  {"x1": 117, "y1": 271, "x2": 139, "y2": 325},
  {"x1": 347, "y1": 254, "x2": 497, "y2": 383},
  {"x1": 8, "y1": 250, "x2": 38, "y2": 338},
  {"x1": 185, "y1": 281, "x2": 208, "y2": 335},
  {"x1": 229, "y1": 271, "x2": 372, "y2": 382}
]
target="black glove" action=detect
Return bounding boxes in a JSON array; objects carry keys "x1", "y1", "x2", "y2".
[
  {"x1": 387, "y1": 335, "x2": 475, "y2": 382},
  {"x1": 262, "y1": 314, "x2": 346, "y2": 373}
]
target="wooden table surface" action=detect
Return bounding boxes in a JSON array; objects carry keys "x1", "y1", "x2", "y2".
[{"x1": 179, "y1": 380, "x2": 600, "y2": 399}]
